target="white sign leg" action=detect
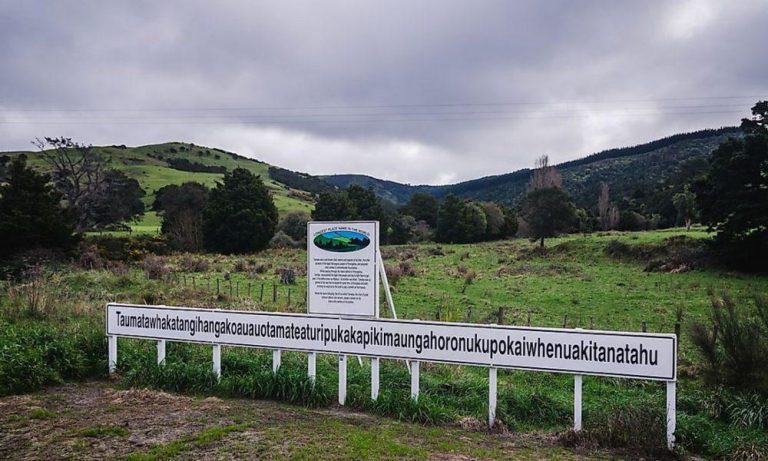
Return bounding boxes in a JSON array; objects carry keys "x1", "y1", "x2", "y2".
[
  {"x1": 667, "y1": 381, "x2": 676, "y2": 450},
  {"x1": 371, "y1": 357, "x2": 380, "y2": 401},
  {"x1": 273, "y1": 349, "x2": 282, "y2": 374},
  {"x1": 411, "y1": 361, "x2": 420, "y2": 401},
  {"x1": 308, "y1": 352, "x2": 317, "y2": 384},
  {"x1": 338, "y1": 355, "x2": 347, "y2": 405},
  {"x1": 108, "y1": 335, "x2": 117, "y2": 374},
  {"x1": 212, "y1": 344, "x2": 221, "y2": 381},
  {"x1": 574, "y1": 374, "x2": 583, "y2": 431},
  {"x1": 157, "y1": 340, "x2": 166, "y2": 365},
  {"x1": 488, "y1": 367, "x2": 497, "y2": 428}
]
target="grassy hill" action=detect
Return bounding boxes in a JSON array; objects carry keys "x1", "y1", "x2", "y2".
[
  {"x1": 324, "y1": 127, "x2": 742, "y2": 209},
  {"x1": 2, "y1": 142, "x2": 316, "y2": 233}
]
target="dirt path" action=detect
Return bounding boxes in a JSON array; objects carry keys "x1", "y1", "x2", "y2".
[{"x1": 0, "y1": 382, "x2": 610, "y2": 460}]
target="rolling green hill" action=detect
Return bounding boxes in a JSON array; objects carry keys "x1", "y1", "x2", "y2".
[{"x1": 2, "y1": 142, "x2": 318, "y2": 233}]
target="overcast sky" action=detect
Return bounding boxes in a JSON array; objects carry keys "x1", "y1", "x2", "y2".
[{"x1": 1, "y1": 0, "x2": 767, "y2": 185}]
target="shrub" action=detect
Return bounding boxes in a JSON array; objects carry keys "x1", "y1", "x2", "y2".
[
  {"x1": 278, "y1": 268, "x2": 296, "y2": 285},
  {"x1": 562, "y1": 402, "x2": 667, "y2": 457},
  {"x1": 85, "y1": 235, "x2": 170, "y2": 262},
  {"x1": 77, "y1": 245, "x2": 105, "y2": 270},
  {"x1": 689, "y1": 293, "x2": 768, "y2": 394},
  {"x1": 269, "y1": 231, "x2": 297, "y2": 249},
  {"x1": 385, "y1": 264, "x2": 403, "y2": 286},
  {"x1": 232, "y1": 259, "x2": 250, "y2": 273},
  {"x1": 180, "y1": 255, "x2": 209, "y2": 273},
  {"x1": 142, "y1": 255, "x2": 169, "y2": 280}
]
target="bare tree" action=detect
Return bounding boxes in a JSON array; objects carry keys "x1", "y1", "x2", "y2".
[
  {"x1": 528, "y1": 155, "x2": 562, "y2": 190},
  {"x1": 597, "y1": 182, "x2": 620, "y2": 231},
  {"x1": 33, "y1": 137, "x2": 107, "y2": 231}
]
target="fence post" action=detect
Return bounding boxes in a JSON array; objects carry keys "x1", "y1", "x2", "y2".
[
  {"x1": 157, "y1": 340, "x2": 166, "y2": 365},
  {"x1": 287, "y1": 289, "x2": 291, "y2": 306},
  {"x1": 108, "y1": 335, "x2": 117, "y2": 374},
  {"x1": 236, "y1": 281, "x2": 240, "y2": 297},
  {"x1": 488, "y1": 367, "x2": 497, "y2": 428},
  {"x1": 248, "y1": 282, "x2": 252, "y2": 298},
  {"x1": 212, "y1": 344, "x2": 221, "y2": 381},
  {"x1": 410, "y1": 360, "x2": 420, "y2": 401},
  {"x1": 259, "y1": 283, "x2": 264, "y2": 302},
  {"x1": 273, "y1": 283, "x2": 277, "y2": 303},
  {"x1": 371, "y1": 357, "x2": 380, "y2": 400},
  {"x1": 642, "y1": 321, "x2": 647, "y2": 332},
  {"x1": 308, "y1": 352, "x2": 316, "y2": 384},
  {"x1": 216, "y1": 278, "x2": 220, "y2": 294},
  {"x1": 667, "y1": 381, "x2": 676, "y2": 450},
  {"x1": 273, "y1": 349, "x2": 282, "y2": 374},
  {"x1": 338, "y1": 355, "x2": 347, "y2": 405}
]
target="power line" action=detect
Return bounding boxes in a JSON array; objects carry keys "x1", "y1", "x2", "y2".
[{"x1": 1, "y1": 95, "x2": 765, "y2": 114}]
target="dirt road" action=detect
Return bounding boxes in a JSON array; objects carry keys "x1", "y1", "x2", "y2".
[{"x1": 0, "y1": 382, "x2": 607, "y2": 460}]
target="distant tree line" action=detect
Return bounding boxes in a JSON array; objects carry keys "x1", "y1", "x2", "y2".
[
  {"x1": 268, "y1": 166, "x2": 336, "y2": 194},
  {"x1": 166, "y1": 157, "x2": 227, "y2": 174}
]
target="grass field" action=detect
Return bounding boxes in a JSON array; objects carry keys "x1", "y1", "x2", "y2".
[{"x1": 1, "y1": 229, "x2": 767, "y2": 458}]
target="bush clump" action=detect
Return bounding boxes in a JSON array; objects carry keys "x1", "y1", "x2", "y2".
[
  {"x1": 142, "y1": 255, "x2": 169, "y2": 280},
  {"x1": 689, "y1": 292, "x2": 768, "y2": 394}
]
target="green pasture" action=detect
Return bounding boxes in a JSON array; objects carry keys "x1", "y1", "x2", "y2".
[{"x1": 2, "y1": 229, "x2": 767, "y2": 458}]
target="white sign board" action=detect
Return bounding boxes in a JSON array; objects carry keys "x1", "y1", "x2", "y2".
[
  {"x1": 106, "y1": 304, "x2": 676, "y2": 380},
  {"x1": 306, "y1": 221, "x2": 379, "y2": 317}
]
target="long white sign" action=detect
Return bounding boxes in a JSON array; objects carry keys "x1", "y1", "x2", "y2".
[
  {"x1": 106, "y1": 304, "x2": 676, "y2": 380},
  {"x1": 306, "y1": 221, "x2": 379, "y2": 317}
]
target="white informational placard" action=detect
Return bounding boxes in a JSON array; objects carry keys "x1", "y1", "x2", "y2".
[
  {"x1": 306, "y1": 221, "x2": 379, "y2": 317},
  {"x1": 106, "y1": 304, "x2": 677, "y2": 380}
]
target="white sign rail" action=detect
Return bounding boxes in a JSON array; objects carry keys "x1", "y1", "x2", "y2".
[{"x1": 106, "y1": 303, "x2": 678, "y2": 449}]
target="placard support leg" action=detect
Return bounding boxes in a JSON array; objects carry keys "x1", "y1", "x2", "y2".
[
  {"x1": 667, "y1": 381, "x2": 676, "y2": 451},
  {"x1": 157, "y1": 340, "x2": 166, "y2": 366},
  {"x1": 410, "y1": 360, "x2": 420, "y2": 401},
  {"x1": 371, "y1": 357, "x2": 380, "y2": 401},
  {"x1": 212, "y1": 344, "x2": 221, "y2": 381},
  {"x1": 574, "y1": 374, "x2": 582, "y2": 432},
  {"x1": 488, "y1": 367, "x2": 497, "y2": 428},
  {"x1": 338, "y1": 355, "x2": 347, "y2": 405},
  {"x1": 108, "y1": 335, "x2": 117, "y2": 374},
  {"x1": 273, "y1": 349, "x2": 281, "y2": 374},
  {"x1": 308, "y1": 352, "x2": 316, "y2": 385}
]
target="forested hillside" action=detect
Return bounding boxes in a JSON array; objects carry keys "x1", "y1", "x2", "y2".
[{"x1": 324, "y1": 128, "x2": 742, "y2": 221}]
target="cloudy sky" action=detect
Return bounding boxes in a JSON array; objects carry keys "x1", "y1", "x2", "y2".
[{"x1": 1, "y1": 0, "x2": 766, "y2": 185}]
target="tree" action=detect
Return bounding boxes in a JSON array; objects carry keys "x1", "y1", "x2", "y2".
[
  {"x1": 347, "y1": 185, "x2": 389, "y2": 226},
  {"x1": 278, "y1": 211, "x2": 310, "y2": 243},
  {"x1": 389, "y1": 213, "x2": 418, "y2": 244},
  {"x1": 0, "y1": 156, "x2": 77, "y2": 258},
  {"x1": 694, "y1": 101, "x2": 768, "y2": 270},
  {"x1": 672, "y1": 185, "x2": 697, "y2": 231},
  {"x1": 519, "y1": 187, "x2": 577, "y2": 247},
  {"x1": 34, "y1": 137, "x2": 107, "y2": 231},
  {"x1": 499, "y1": 204, "x2": 519, "y2": 238},
  {"x1": 202, "y1": 169, "x2": 278, "y2": 254},
  {"x1": 597, "y1": 182, "x2": 619, "y2": 231},
  {"x1": 528, "y1": 155, "x2": 562, "y2": 190},
  {"x1": 435, "y1": 194, "x2": 465, "y2": 243},
  {"x1": 153, "y1": 182, "x2": 209, "y2": 251},
  {"x1": 312, "y1": 190, "x2": 355, "y2": 221},
  {"x1": 458, "y1": 202, "x2": 488, "y2": 242},
  {"x1": 83, "y1": 170, "x2": 145, "y2": 231},
  {"x1": 400, "y1": 193, "x2": 439, "y2": 227},
  {"x1": 479, "y1": 202, "x2": 505, "y2": 240}
]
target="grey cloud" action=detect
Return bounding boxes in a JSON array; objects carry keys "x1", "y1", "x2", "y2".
[{"x1": 1, "y1": 0, "x2": 766, "y2": 184}]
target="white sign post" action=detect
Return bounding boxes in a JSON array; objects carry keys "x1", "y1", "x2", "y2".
[{"x1": 307, "y1": 221, "x2": 379, "y2": 318}]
